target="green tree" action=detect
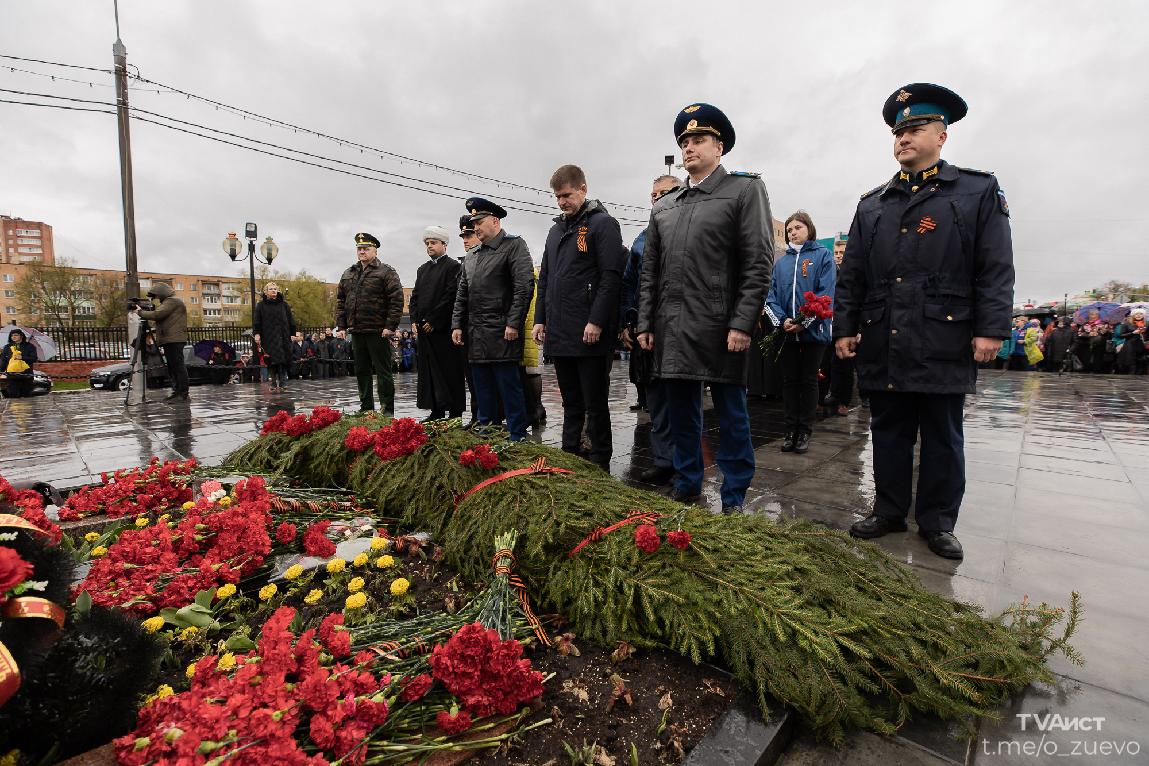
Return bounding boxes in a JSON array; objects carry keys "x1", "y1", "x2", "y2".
[
  {"x1": 15, "y1": 257, "x2": 86, "y2": 326},
  {"x1": 252, "y1": 266, "x2": 336, "y2": 329},
  {"x1": 91, "y1": 274, "x2": 128, "y2": 327}
]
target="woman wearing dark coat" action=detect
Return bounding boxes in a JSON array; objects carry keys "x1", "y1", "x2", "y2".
[
  {"x1": 1041, "y1": 317, "x2": 1076, "y2": 373},
  {"x1": 1, "y1": 328, "x2": 37, "y2": 398},
  {"x1": 252, "y1": 282, "x2": 297, "y2": 391}
]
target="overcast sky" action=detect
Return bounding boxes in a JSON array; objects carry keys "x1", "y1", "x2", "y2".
[{"x1": 2, "y1": 0, "x2": 1146, "y2": 303}]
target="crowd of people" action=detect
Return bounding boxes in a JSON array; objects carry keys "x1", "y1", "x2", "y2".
[{"x1": 995, "y1": 309, "x2": 1148, "y2": 374}]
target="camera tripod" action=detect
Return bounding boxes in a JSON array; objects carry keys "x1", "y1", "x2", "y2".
[{"x1": 123, "y1": 315, "x2": 151, "y2": 406}]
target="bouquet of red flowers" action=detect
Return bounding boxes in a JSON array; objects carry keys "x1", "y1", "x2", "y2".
[
  {"x1": 759, "y1": 292, "x2": 834, "y2": 360},
  {"x1": 57, "y1": 458, "x2": 195, "y2": 521}
]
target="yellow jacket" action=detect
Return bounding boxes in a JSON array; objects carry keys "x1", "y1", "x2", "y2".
[{"x1": 522, "y1": 269, "x2": 540, "y2": 369}]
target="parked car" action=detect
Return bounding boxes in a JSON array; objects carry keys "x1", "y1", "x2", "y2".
[
  {"x1": 89, "y1": 346, "x2": 237, "y2": 391},
  {"x1": 0, "y1": 370, "x2": 52, "y2": 397}
]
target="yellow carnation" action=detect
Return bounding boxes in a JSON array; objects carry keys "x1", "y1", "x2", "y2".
[
  {"x1": 186, "y1": 662, "x2": 197, "y2": 679},
  {"x1": 370, "y1": 536, "x2": 388, "y2": 551},
  {"x1": 158, "y1": 513, "x2": 170, "y2": 522},
  {"x1": 345, "y1": 592, "x2": 367, "y2": 610},
  {"x1": 304, "y1": 588, "x2": 323, "y2": 605},
  {"x1": 177, "y1": 626, "x2": 198, "y2": 641},
  {"x1": 284, "y1": 564, "x2": 304, "y2": 581},
  {"x1": 135, "y1": 517, "x2": 150, "y2": 528},
  {"x1": 218, "y1": 496, "x2": 232, "y2": 507},
  {"x1": 326, "y1": 558, "x2": 347, "y2": 574},
  {"x1": 258, "y1": 583, "x2": 278, "y2": 601},
  {"x1": 374, "y1": 555, "x2": 395, "y2": 569},
  {"x1": 182, "y1": 501, "x2": 195, "y2": 510},
  {"x1": 389, "y1": 578, "x2": 410, "y2": 597},
  {"x1": 144, "y1": 684, "x2": 174, "y2": 706},
  {"x1": 352, "y1": 553, "x2": 369, "y2": 568},
  {"x1": 217, "y1": 652, "x2": 237, "y2": 671},
  {"x1": 90, "y1": 545, "x2": 108, "y2": 558},
  {"x1": 347, "y1": 577, "x2": 365, "y2": 593},
  {"x1": 84, "y1": 531, "x2": 100, "y2": 542},
  {"x1": 215, "y1": 583, "x2": 236, "y2": 600},
  {"x1": 142, "y1": 616, "x2": 165, "y2": 633}
]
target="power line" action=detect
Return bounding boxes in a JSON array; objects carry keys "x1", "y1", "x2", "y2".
[
  {"x1": 0, "y1": 96, "x2": 649, "y2": 225},
  {"x1": 0, "y1": 53, "x2": 652, "y2": 214},
  {"x1": 0, "y1": 53, "x2": 114, "y2": 74}
]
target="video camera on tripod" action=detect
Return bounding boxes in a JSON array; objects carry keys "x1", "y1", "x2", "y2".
[{"x1": 127, "y1": 296, "x2": 156, "y2": 312}]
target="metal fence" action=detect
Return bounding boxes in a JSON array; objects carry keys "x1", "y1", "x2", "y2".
[{"x1": 23, "y1": 325, "x2": 334, "y2": 361}]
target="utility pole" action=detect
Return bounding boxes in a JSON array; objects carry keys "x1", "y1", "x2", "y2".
[{"x1": 113, "y1": 0, "x2": 139, "y2": 301}]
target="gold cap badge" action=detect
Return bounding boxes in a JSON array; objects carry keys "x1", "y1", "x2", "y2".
[
  {"x1": 896, "y1": 89, "x2": 912, "y2": 102},
  {"x1": 687, "y1": 119, "x2": 698, "y2": 130},
  {"x1": 683, "y1": 105, "x2": 701, "y2": 113},
  {"x1": 470, "y1": 209, "x2": 477, "y2": 215}
]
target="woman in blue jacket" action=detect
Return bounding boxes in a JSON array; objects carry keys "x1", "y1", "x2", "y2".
[{"x1": 765, "y1": 211, "x2": 835, "y2": 453}]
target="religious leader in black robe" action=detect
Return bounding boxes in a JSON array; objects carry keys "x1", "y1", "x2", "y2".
[{"x1": 410, "y1": 225, "x2": 467, "y2": 419}]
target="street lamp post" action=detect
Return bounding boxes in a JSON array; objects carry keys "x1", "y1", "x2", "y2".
[{"x1": 222, "y1": 224, "x2": 278, "y2": 326}]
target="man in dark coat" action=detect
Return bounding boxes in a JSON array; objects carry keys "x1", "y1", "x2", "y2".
[
  {"x1": 451, "y1": 198, "x2": 535, "y2": 441},
  {"x1": 533, "y1": 165, "x2": 625, "y2": 470},
  {"x1": 636, "y1": 104, "x2": 774, "y2": 512},
  {"x1": 621, "y1": 175, "x2": 682, "y2": 484},
  {"x1": 835, "y1": 83, "x2": 1015, "y2": 560},
  {"x1": 410, "y1": 225, "x2": 466, "y2": 420},
  {"x1": 336, "y1": 232, "x2": 405, "y2": 413}
]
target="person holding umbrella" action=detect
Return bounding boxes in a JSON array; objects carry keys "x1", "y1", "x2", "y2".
[{"x1": 1, "y1": 328, "x2": 37, "y2": 398}]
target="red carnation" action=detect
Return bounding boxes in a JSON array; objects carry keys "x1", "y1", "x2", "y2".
[
  {"x1": 344, "y1": 426, "x2": 375, "y2": 452},
  {"x1": 667, "y1": 529, "x2": 692, "y2": 550},
  {"x1": 458, "y1": 449, "x2": 476, "y2": 467},
  {"x1": 0, "y1": 546, "x2": 34, "y2": 596},
  {"x1": 319, "y1": 613, "x2": 351, "y2": 657},
  {"x1": 302, "y1": 521, "x2": 337, "y2": 558},
  {"x1": 634, "y1": 524, "x2": 661, "y2": 554},
  {"x1": 430, "y1": 622, "x2": 543, "y2": 718},
  {"x1": 399, "y1": 673, "x2": 434, "y2": 702},
  {"x1": 436, "y1": 708, "x2": 472, "y2": 735},
  {"x1": 275, "y1": 522, "x2": 297, "y2": 544}
]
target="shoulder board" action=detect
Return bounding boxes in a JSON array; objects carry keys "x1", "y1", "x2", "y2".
[
  {"x1": 957, "y1": 166, "x2": 994, "y2": 176},
  {"x1": 504, "y1": 233, "x2": 521, "y2": 240},
  {"x1": 859, "y1": 184, "x2": 885, "y2": 200},
  {"x1": 729, "y1": 170, "x2": 760, "y2": 178}
]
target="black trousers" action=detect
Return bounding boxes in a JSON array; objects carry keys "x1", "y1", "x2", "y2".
[
  {"x1": 868, "y1": 391, "x2": 965, "y2": 534},
  {"x1": 780, "y1": 342, "x2": 824, "y2": 435},
  {"x1": 829, "y1": 351, "x2": 855, "y2": 406},
  {"x1": 552, "y1": 355, "x2": 613, "y2": 468},
  {"x1": 161, "y1": 342, "x2": 189, "y2": 395}
]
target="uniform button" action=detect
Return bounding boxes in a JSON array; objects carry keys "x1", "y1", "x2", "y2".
[
  {"x1": 946, "y1": 315, "x2": 954, "y2": 321},
  {"x1": 895, "y1": 277, "x2": 902, "y2": 283},
  {"x1": 911, "y1": 185, "x2": 919, "y2": 192},
  {"x1": 891, "y1": 328, "x2": 898, "y2": 335},
  {"x1": 887, "y1": 383, "x2": 894, "y2": 390},
  {"x1": 900, "y1": 228, "x2": 908, "y2": 234}
]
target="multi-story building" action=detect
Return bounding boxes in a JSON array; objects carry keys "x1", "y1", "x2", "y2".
[{"x1": 0, "y1": 216, "x2": 55, "y2": 267}]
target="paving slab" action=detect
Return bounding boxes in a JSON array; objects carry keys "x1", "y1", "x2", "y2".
[{"x1": 4, "y1": 367, "x2": 1149, "y2": 764}]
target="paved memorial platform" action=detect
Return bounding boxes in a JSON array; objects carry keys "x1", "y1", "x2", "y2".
[{"x1": 2, "y1": 367, "x2": 1147, "y2": 764}]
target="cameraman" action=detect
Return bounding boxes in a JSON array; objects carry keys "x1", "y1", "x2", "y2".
[{"x1": 131, "y1": 282, "x2": 189, "y2": 401}]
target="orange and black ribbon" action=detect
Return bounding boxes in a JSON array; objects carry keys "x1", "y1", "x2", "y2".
[
  {"x1": 568, "y1": 510, "x2": 662, "y2": 558},
  {"x1": 454, "y1": 457, "x2": 573, "y2": 509},
  {"x1": 492, "y1": 547, "x2": 552, "y2": 647},
  {"x1": 3, "y1": 597, "x2": 67, "y2": 629}
]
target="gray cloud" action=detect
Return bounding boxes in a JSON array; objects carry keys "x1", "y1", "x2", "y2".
[{"x1": 2, "y1": 0, "x2": 1146, "y2": 304}]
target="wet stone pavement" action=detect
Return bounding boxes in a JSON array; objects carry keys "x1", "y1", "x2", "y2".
[{"x1": 2, "y1": 367, "x2": 1148, "y2": 765}]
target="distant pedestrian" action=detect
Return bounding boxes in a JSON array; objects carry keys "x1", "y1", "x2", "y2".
[
  {"x1": 1, "y1": 328, "x2": 37, "y2": 398},
  {"x1": 336, "y1": 232, "x2": 405, "y2": 414},
  {"x1": 253, "y1": 281, "x2": 296, "y2": 391}
]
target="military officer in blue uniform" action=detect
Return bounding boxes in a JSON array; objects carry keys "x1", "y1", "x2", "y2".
[
  {"x1": 636, "y1": 103, "x2": 774, "y2": 513},
  {"x1": 834, "y1": 83, "x2": 1015, "y2": 560}
]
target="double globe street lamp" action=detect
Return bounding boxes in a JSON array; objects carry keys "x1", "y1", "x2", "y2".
[{"x1": 222, "y1": 222, "x2": 279, "y2": 326}]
